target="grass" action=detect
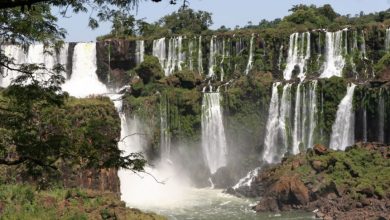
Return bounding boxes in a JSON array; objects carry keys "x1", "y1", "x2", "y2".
[{"x1": 0, "y1": 184, "x2": 167, "y2": 220}]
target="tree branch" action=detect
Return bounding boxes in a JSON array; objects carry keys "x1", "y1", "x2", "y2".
[
  {"x1": 0, "y1": 0, "x2": 167, "y2": 10},
  {"x1": 120, "y1": 132, "x2": 147, "y2": 142},
  {"x1": 0, "y1": 0, "x2": 49, "y2": 9},
  {"x1": 0, "y1": 156, "x2": 58, "y2": 170}
]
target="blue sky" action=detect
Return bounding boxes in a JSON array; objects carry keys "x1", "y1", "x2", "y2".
[{"x1": 54, "y1": 0, "x2": 390, "y2": 42}]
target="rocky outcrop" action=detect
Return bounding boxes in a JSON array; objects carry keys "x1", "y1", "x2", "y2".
[
  {"x1": 234, "y1": 143, "x2": 390, "y2": 219},
  {"x1": 96, "y1": 39, "x2": 138, "y2": 88}
]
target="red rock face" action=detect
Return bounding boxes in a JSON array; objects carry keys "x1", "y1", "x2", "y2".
[{"x1": 62, "y1": 167, "x2": 120, "y2": 193}]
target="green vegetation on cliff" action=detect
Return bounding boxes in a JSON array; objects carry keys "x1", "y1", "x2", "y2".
[
  {"x1": 0, "y1": 84, "x2": 145, "y2": 188},
  {"x1": 0, "y1": 184, "x2": 166, "y2": 220},
  {"x1": 251, "y1": 143, "x2": 390, "y2": 218}
]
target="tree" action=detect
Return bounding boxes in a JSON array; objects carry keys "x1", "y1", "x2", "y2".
[
  {"x1": 282, "y1": 4, "x2": 338, "y2": 28},
  {"x1": 0, "y1": 0, "x2": 173, "y2": 179},
  {"x1": 157, "y1": 8, "x2": 213, "y2": 35},
  {"x1": 0, "y1": 64, "x2": 147, "y2": 179},
  {"x1": 110, "y1": 10, "x2": 137, "y2": 37}
]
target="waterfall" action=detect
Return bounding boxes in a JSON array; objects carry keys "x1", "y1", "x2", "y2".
[
  {"x1": 263, "y1": 83, "x2": 284, "y2": 164},
  {"x1": 263, "y1": 81, "x2": 318, "y2": 163},
  {"x1": 307, "y1": 81, "x2": 318, "y2": 149},
  {"x1": 220, "y1": 39, "x2": 226, "y2": 81},
  {"x1": 1, "y1": 45, "x2": 27, "y2": 87},
  {"x1": 378, "y1": 88, "x2": 385, "y2": 143},
  {"x1": 279, "y1": 84, "x2": 292, "y2": 154},
  {"x1": 360, "y1": 31, "x2": 367, "y2": 59},
  {"x1": 329, "y1": 83, "x2": 356, "y2": 150},
  {"x1": 263, "y1": 83, "x2": 297, "y2": 163},
  {"x1": 153, "y1": 38, "x2": 167, "y2": 73},
  {"x1": 153, "y1": 37, "x2": 185, "y2": 76},
  {"x1": 188, "y1": 39, "x2": 194, "y2": 71},
  {"x1": 283, "y1": 32, "x2": 311, "y2": 81},
  {"x1": 386, "y1": 28, "x2": 390, "y2": 51},
  {"x1": 201, "y1": 92, "x2": 228, "y2": 174},
  {"x1": 245, "y1": 34, "x2": 255, "y2": 75},
  {"x1": 198, "y1": 36, "x2": 203, "y2": 74},
  {"x1": 1, "y1": 44, "x2": 68, "y2": 87},
  {"x1": 111, "y1": 94, "x2": 188, "y2": 207},
  {"x1": 160, "y1": 94, "x2": 171, "y2": 162},
  {"x1": 292, "y1": 83, "x2": 303, "y2": 154},
  {"x1": 232, "y1": 168, "x2": 260, "y2": 190},
  {"x1": 277, "y1": 45, "x2": 284, "y2": 71},
  {"x1": 291, "y1": 81, "x2": 318, "y2": 154},
  {"x1": 208, "y1": 36, "x2": 217, "y2": 78},
  {"x1": 320, "y1": 30, "x2": 346, "y2": 78},
  {"x1": 135, "y1": 40, "x2": 145, "y2": 65},
  {"x1": 62, "y1": 43, "x2": 107, "y2": 98}
]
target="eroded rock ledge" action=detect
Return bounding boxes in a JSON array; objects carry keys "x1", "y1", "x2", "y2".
[{"x1": 230, "y1": 143, "x2": 390, "y2": 220}]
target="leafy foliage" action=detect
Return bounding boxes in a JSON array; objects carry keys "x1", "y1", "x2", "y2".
[
  {"x1": 0, "y1": 183, "x2": 167, "y2": 220},
  {"x1": 135, "y1": 55, "x2": 164, "y2": 84}
]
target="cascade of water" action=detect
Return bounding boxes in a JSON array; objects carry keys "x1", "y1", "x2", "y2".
[
  {"x1": 112, "y1": 93, "x2": 189, "y2": 208},
  {"x1": 1, "y1": 45, "x2": 26, "y2": 87},
  {"x1": 386, "y1": 28, "x2": 390, "y2": 51},
  {"x1": 1, "y1": 44, "x2": 69, "y2": 87},
  {"x1": 56, "y1": 44, "x2": 69, "y2": 74},
  {"x1": 188, "y1": 39, "x2": 194, "y2": 71},
  {"x1": 329, "y1": 83, "x2": 356, "y2": 150},
  {"x1": 166, "y1": 38, "x2": 178, "y2": 75},
  {"x1": 279, "y1": 84, "x2": 292, "y2": 153},
  {"x1": 62, "y1": 42, "x2": 107, "y2": 98},
  {"x1": 277, "y1": 45, "x2": 284, "y2": 71},
  {"x1": 307, "y1": 81, "x2": 318, "y2": 149},
  {"x1": 263, "y1": 83, "x2": 283, "y2": 164},
  {"x1": 283, "y1": 32, "x2": 311, "y2": 81},
  {"x1": 232, "y1": 168, "x2": 260, "y2": 190},
  {"x1": 208, "y1": 36, "x2": 217, "y2": 78},
  {"x1": 153, "y1": 37, "x2": 185, "y2": 76},
  {"x1": 135, "y1": 40, "x2": 145, "y2": 65},
  {"x1": 320, "y1": 30, "x2": 346, "y2": 78},
  {"x1": 245, "y1": 34, "x2": 255, "y2": 75},
  {"x1": 378, "y1": 88, "x2": 385, "y2": 143},
  {"x1": 360, "y1": 31, "x2": 367, "y2": 59},
  {"x1": 160, "y1": 94, "x2": 171, "y2": 162},
  {"x1": 292, "y1": 83, "x2": 303, "y2": 154},
  {"x1": 201, "y1": 92, "x2": 228, "y2": 174},
  {"x1": 153, "y1": 38, "x2": 167, "y2": 73},
  {"x1": 291, "y1": 81, "x2": 318, "y2": 154},
  {"x1": 198, "y1": 36, "x2": 203, "y2": 74},
  {"x1": 220, "y1": 39, "x2": 226, "y2": 81}
]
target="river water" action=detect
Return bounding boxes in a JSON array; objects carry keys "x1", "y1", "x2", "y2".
[{"x1": 126, "y1": 187, "x2": 314, "y2": 220}]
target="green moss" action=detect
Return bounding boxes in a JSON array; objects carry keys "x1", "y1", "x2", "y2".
[
  {"x1": 263, "y1": 144, "x2": 390, "y2": 201},
  {"x1": 317, "y1": 77, "x2": 347, "y2": 145}
]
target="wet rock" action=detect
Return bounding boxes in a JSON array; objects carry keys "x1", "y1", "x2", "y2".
[
  {"x1": 316, "y1": 211, "x2": 325, "y2": 218},
  {"x1": 272, "y1": 175, "x2": 309, "y2": 205},
  {"x1": 313, "y1": 144, "x2": 328, "y2": 155},
  {"x1": 254, "y1": 197, "x2": 279, "y2": 212},
  {"x1": 211, "y1": 167, "x2": 236, "y2": 189}
]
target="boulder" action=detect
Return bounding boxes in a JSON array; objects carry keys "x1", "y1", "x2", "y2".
[
  {"x1": 271, "y1": 175, "x2": 310, "y2": 206},
  {"x1": 254, "y1": 197, "x2": 279, "y2": 212},
  {"x1": 313, "y1": 144, "x2": 328, "y2": 155}
]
